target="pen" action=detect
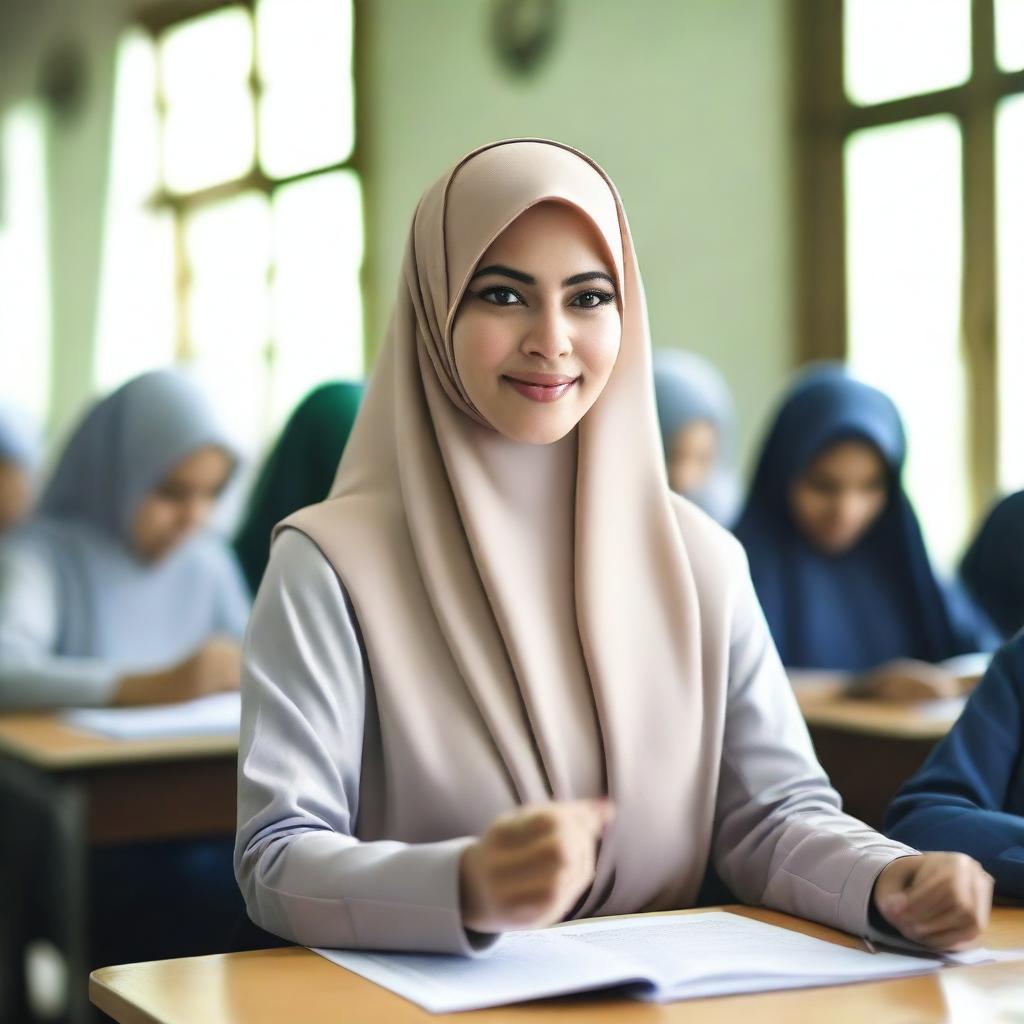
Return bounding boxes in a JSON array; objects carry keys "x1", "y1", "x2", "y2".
[{"x1": 862, "y1": 934, "x2": 878, "y2": 955}]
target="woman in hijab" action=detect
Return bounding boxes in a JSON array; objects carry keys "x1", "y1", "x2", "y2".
[
  {"x1": 885, "y1": 630, "x2": 1024, "y2": 899},
  {"x1": 235, "y1": 141, "x2": 989, "y2": 958},
  {"x1": 960, "y1": 491, "x2": 1024, "y2": 641},
  {"x1": 0, "y1": 369, "x2": 250, "y2": 709},
  {"x1": 653, "y1": 349, "x2": 740, "y2": 525},
  {"x1": 234, "y1": 381, "x2": 364, "y2": 595},
  {"x1": 0, "y1": 403, "x2": 41, "y2": 534},
  {"x1": 734, "y1": 365, "x2": 996, "y2": 701}
]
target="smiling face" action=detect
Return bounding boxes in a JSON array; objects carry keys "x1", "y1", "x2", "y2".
[
  {"x1": 451, "y1": 201, "x2": 622, "y2": 445},
  {"x1": 131, "y1": 445, "x2": 233, "y2": 562},
  {"x1": 789, "y1": 439, "x2": 890, "y2": 556}
]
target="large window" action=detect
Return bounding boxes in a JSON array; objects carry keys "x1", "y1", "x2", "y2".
[
  {"x1": 96, "y1": 0, "x2": 363, "y2": 457},
  {"x1": 795, "y1": 0, "x2": 1024, "y2": 570},
  {"x1": 0, "y1": 102, "x2": 51, "y2": 428}
]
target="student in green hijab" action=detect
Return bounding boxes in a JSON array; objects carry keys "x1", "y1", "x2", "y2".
[{"x1": 234, "y1": 381, "x2": 364, "y2": 595}]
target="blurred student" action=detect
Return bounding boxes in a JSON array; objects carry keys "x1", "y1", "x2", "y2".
[
  {"x1": 734, "y1": 365, "x2": 996, "y2": 701},
  {"x1": 0, "y1": 403, "x2": 41, "y2": 534},
  {"x1": 234, "y1": 381, "x2": 364, "y2": 595},
  {"x1": 0, "y1": 369, "x2": 250, "y2": 709},
  {"x1": 652, "y1": 349, "x2": 740, "y2": 525},
  {"x1": 235, "y1": 140, "x2": 990, "y2": 959},
  {"x1": 960, "y1": 491, "x2": 1024, "y2": 641},
  {"x1": 885, "y1": 631, "x2": 1024, "y2": 898}
]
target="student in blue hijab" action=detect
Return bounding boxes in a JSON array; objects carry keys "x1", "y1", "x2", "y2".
[
  {"x1": 0, "y1": 369, "x2": 251, "y2": 709},
  {"x1": 0, "y1": 370, "x2": 253, "y2": 977},
  {"x1": 734, "y1": 365, "x2": 995, "y2": 700},
  {"x1": 0, "y1": 402, "x2": 41, "y2": 534},
  {"x1": 652, "y1": 350, "x2": 740, "y2": 525},
  {"x1": 960, "y1": 491, "x2": 1024, "y2": 641},
  {"x1": 885, "y1": 631, "x2": 1024, "y2": 898}
]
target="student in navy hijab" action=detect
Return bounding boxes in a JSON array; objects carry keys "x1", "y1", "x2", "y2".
[
  {"x1": 0, "y1": 402, "x2": 41, "y2": 534},
  {"x1": 0, "y1": 369, "x2": 250, "y2": 709},
  {"x1": 960, "y1": 491, "x2": 1024, "y2": 641},
  {"x1": 885, "y1": 631, "x2": 1024, "y2": 898},
  {"x1": 734, "y1": 365, "x2": 995, "y2": 699}
]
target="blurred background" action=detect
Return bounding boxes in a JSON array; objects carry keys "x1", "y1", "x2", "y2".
[{"x1": 0, "y1": 0, "x2": 1021, "y2": 569}]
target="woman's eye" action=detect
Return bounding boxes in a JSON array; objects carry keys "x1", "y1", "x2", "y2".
[
  {"x1": 571, "y1": 290, "x2": 614, "y2": 309},
  {"x1": 479, "y1": 286, "x2": 523, "y2": 306}
]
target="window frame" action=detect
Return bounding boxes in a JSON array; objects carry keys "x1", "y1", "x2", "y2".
[
  {"x1": 134, "y1": 0, "x2": 370, "y2": 377},
  {"x1": 793, "y1": 0, "x2": 1024, "y2": 520}
]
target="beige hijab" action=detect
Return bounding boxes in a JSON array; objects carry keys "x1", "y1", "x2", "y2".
[{"x1": 281, "y1": 139, "x2": 733, "y2": 918}]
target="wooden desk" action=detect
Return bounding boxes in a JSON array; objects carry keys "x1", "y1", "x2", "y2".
[
  {"x1": 0, "y1": 714, "x2": 237, "y2": 1023},
  {"x1": 795, "y1": 685, "x2": 961, "y2": 830},
  {"x1": 90, "y1": 905, "x2": 1024, "y2": 1024}
]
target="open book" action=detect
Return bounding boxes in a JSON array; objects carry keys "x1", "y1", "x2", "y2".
[{"x1": 313, "y1": 910, "x2": 988, "y2": 1013}]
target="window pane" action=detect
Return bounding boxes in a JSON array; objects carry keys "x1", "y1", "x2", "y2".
[
  {"x1": 270, "y1": 170, "x2": 363, "y2": 428},
  {"x1": 95, "y1": 31, "x2": 176, "y2": 392},
  {"x1": 0, "y1": 103, "x2": 51, "y2": 427},
  {"x1": 160, "y1": 7, "x2": 255, "y2": 193},
  {"x1": 996, "y1": 0, "x2": 1024, "y2": 71},
  {"x1": 998, "y1": 96, "x2": 1024, "y2": 491},
  {"x1": 256, "y1": 0, "x2": 354, "y2": 178},
  {"x1": 185, "y1": 192, "x2": 272, "y2": 453},
  {"x1": 845, "y1": 116, "x2": 966, "y2": 571},
  {"x1": 844, "y1": 0, "x2": 971, "y2": 105}
]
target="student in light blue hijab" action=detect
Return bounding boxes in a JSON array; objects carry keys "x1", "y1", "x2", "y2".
[
  {"x1": 960, "y1": 491, "x2": 1024, "y2": 641},
  {"x1": 0, "y1": 369, "x2": 251, "y2": 709},
  {"x1": 0, "y1": 370, "x2": 253, "y2": 976},
  {"x1": 734, "y1": 364, "x2": 996, "y2": 700},
  {"x1": 652, "y1": 350, "x2": 740, "y2": 525},
  {"x1": 0, "y1": 402, "x2": 41, "y2": 534}
]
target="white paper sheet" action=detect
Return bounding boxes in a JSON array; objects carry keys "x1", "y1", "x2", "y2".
[
  {"x1": 916, "y1": 696, "x2": 968, "y2": 721},
  {"x1": 312, "y1": 911, "x2": 961, "y2": 1013},
  {"x1": 62, "y1": 691, "x2": 240, "y2": 740}
]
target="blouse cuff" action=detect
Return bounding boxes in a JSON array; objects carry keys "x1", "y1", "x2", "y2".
[{"x1": 838, "y1": 847, "x2": 918, "y2": 940}]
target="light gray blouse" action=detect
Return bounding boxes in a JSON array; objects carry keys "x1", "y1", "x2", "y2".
[{"x1": 236, "y1": 530, "x2": 918, "y2": 955}]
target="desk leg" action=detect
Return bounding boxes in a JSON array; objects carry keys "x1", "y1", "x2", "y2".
[{"x1": 51, "y1": 780, "x2": 89, "y2": 1024}]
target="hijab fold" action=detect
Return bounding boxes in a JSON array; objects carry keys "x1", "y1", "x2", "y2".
[
  {"x1": 960, "y1": 491, "x2": 1024, "y2": 640},
  {"x1": 280, "y1": 140, "x2": 731, "y2": 918}
]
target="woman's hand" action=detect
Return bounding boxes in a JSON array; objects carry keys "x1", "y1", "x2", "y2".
[
  {"x1": 113, "y1": 637, "x2": 242, "y2": 706},
  {"x1": 850, "y1": 659, "x2": 960, "y2": 702},
  {"x1": 873, "y1": 853, "x2": 993, "y2": 950},
  {"x1": 459, "y1": 798, "x2": 615, "y2": 934}
]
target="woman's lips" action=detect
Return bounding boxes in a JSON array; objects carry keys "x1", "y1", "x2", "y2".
[{"x1": 503, "y1": 374, "x2": 580, "y2": 403}]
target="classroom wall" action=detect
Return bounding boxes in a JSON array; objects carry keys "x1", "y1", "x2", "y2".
[
  {"x1": 360, "y1": 0, "x2": 796, "y2": 469},
  {"x1": 0, "y1": 0, "x2": 795, "y2": 471}
]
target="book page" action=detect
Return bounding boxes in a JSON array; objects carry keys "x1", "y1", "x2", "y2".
[{"x1": 312, "y1": 911, "x2": 950, "y2": 1013}]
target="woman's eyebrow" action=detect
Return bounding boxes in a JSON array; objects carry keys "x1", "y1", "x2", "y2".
[
  {"x1": 471, "y1": 264, "x2": 535, "y2": 284},
  {"x1": 562, "y1": 271, "x2": 616, "y2": 288}
]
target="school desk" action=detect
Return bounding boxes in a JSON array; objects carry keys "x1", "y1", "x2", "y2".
[
  {"x1": 89, "y1": 904, "x2": 1024, "y2": 1024},
  {"x1": 0, "y1": 712, "x2": 237, "y2": 1024},
  {"x1": 795, "y1": 682, "x2": 958, "y2": 829}
]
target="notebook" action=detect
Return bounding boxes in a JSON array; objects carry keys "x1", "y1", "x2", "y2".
[
  {"x1": 62, "y1": 691, "x2": 240, "y2": 740},
  {"x1": 312, "y1": 910, "x2": 1010, "y2": 1013}
]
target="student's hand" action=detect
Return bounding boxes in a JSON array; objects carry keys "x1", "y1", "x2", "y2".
[
  {"x1": 850, "y1": 659, "x2": 960, "y2": 702},
  {"x1": 459, "y1": 799, "x2": 615, "y2": 934},
  {"x1": 113, "y1": 637, "x2": 241, "y2": 706},
  {"x1": 872, "y1": 853, "x2": 993, "y2": 950}
]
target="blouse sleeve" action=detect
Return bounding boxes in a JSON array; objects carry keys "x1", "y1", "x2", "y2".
[
  {"x1": 712, "y1": 539, "x2": 919, "y2": 941},
  {"x1": 884, "y1": 638, "x2": 1024, "y2": 897},
  {"x1": 0, "y1": 536, "x2": 119, "y2": 709},
  {"x1": 234, "y1": 528, "x2": 497, "y2": 955}
]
